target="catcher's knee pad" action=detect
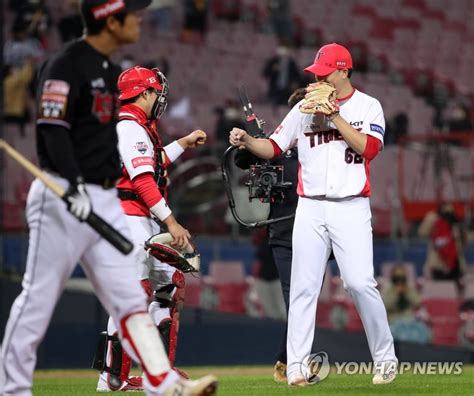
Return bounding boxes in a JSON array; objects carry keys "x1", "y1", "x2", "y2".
[
  {"x1": 155, "y1": 271, "x2": 186, "y2": 366},
  {"x1": 91, "y1": 331, "x2": 132, "y2": 390}
]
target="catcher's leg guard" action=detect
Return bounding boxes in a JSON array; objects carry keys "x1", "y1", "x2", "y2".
[
  {"x1": 92, "y1": 331, "x2": 133, "y2": 390},
  {"x1": 119, "y1": 311, "x2": 173, "y2": 387},
  {"x1": 155, "y1": 271, "x2": 186, "y2": 367}
]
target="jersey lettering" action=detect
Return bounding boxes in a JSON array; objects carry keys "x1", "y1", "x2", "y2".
[
  {"x1": 304, "y1": 129, "x2": 344, "y2": 148},
  {"x1": 345, "y1": 147, "x2": 364, "y2": 164}
]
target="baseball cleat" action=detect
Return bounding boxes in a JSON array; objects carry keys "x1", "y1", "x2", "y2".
[
  {"x1": 96, "y1": 375, "x2": 143, "y2": 392},
  {"x1": 273, "y1": 361, "x2": 287, "y2": 383},
  {"x1": 164, "y1": 375, "x2": 218, "y2": 396},
  {"x1": 372, "y1": 360, "x2": 397, "y2": 385},
  {"x1": 288, "y1": 375, "x2": 309, "y2": 387}
]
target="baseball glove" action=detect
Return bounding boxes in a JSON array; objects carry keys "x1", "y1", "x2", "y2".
[
  {"x1": 145, "y1": 233, "x2": 200, "y2": 273},
  {"x1": 299, "y1": 82, "x2": 339, "y2": 116}
]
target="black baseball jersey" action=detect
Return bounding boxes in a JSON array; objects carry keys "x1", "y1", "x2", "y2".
[{"x1": 36, "y1": 38, "x2": 122, "y2": 182}]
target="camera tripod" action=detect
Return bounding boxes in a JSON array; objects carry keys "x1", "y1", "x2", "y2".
[{"x1": 413, "y1": 139, "x2": 461, "y2": 202}]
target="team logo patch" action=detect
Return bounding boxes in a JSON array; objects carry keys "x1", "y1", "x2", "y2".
[
  {"x1": 39, "y1": 79, "x2": 70, "y2": 119},
  {"x1": 132, "y1": 156, "x2": 154, "y2": 168},
  {"x1": 370, "y1": 124, "x2": 385, "y2": 135},
  {"x1": 43, "y1": 79, "x2": 70, "y2": 95},
  {"x1": 134, "y1": 142, "x2": 149, "y2": 154},
  {"x1": 92, "y1": 91, "x2": 114, "y2": 124}
]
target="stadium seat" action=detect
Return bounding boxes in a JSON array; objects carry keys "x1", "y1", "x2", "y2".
[
  {"x1": 421, "y1": 280, "x2": 461, "y2": 346},
  {"x1": 203, "y1": 261, "x2": 250, "y2": 314},
  {"x1": 184, "y1": 273, "x2": 202, "y2": 308}
]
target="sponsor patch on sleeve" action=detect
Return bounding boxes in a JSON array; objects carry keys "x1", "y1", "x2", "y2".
[
  {"x1": 370, "y1": 124, "x2": 384, "y2": 135},
  {"x1": 39, "y1": 79, "x2": 70, "y2": 119},
  {"x1": 273, "y1": 124, "x2": 283, "y2": 134},
  {"x1": 131, "y1": 156, "x2": 154, "y2": 168}
]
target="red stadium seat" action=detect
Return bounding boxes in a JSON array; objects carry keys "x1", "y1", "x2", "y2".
[
  {"x1": 421, "y1": 280, "x2": 461, "y2": 345},
  {"x1": 203, "y1": 261, "x2": 250, "y2": 314},
  {"x1": 184, "y1": 273, "x2": 202, "y2": 308}
]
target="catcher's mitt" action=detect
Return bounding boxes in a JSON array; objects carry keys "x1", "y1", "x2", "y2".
[
  {"x1": 144, "y1": 233, "x2": 200, "y2": 273},
  {"x1": 299, "y1": 82, "x2": 339, "y2": 116}
]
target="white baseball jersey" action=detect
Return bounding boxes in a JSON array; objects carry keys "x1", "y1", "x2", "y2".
[
  {"x1": 270, "y1": 89, "x2": 385, "y2": 199},
  {"x1": 117, "y1": 119, "x2": 183, "y2": 181}
]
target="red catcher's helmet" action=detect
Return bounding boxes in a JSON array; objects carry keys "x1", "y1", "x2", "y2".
[{"x1": 117, "y1": 66, "x2": 165, "y2": 100}]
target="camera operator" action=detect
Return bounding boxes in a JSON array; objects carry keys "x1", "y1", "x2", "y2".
[{"x1": 235, "y1": 88, "x2": 330, "y2": 383}]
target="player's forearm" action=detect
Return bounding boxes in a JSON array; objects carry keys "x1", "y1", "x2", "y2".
[
  {"x1": 331, "y1": 115, "x2": 367, "y2": 155},
  {"x1": 242, "y1": 136, "x2": 275, "y2": 160},
  {"x1": 131, "y1": 173, "x2": 171, "y2": 221},
  {"x1": 164, "y1": 140, "x2": 185, "y2": 165}
]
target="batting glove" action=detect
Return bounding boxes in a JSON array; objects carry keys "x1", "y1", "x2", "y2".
[{"x1": 64, "y1": 177, "x2": 92, "y2": 222}]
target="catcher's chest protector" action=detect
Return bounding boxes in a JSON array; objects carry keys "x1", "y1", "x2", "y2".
[{"x1": 118, "y1": 108, "x2": 169, "y2": 197}]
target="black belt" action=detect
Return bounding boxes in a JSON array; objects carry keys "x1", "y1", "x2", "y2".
[
  {"x1": 117, "y1": 189, "x2": 140, "y2": 201},
  {"x1": 86, "y1": 178, "x2": 117, "y2": 189},
  {"x1": 44, "y1": 169, "x2": 117, "y2": 190}
]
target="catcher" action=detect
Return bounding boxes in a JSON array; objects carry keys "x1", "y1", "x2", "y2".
[{"x1": 92, "y1": 65, "x2": 205, "y2": 392}]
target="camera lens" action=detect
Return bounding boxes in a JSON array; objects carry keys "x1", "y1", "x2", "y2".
[{"x1": 260, "y1": 172, "x2": 274, "y2": 186}]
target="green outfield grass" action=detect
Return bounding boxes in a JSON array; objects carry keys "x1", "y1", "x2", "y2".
[{"x1": 32, "y1": 365, "x2": 474, "y2": 395}]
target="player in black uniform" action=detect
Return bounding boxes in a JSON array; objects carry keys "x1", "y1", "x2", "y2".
[{"x1": 0, "y1": 1, "x2": 218, "y2": 395}]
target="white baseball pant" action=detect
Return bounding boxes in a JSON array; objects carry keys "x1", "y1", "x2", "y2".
[
  {"x1": 0, "y1": 176, "x2": 172, "y2": 395},
  {"x1": 286, "y1": 196, "x2": 396, "y2": 381}
]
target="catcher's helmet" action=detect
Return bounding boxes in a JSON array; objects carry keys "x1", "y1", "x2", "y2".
[{"x1": 118, "y1": 66, "x2": 169, "y2": 118}]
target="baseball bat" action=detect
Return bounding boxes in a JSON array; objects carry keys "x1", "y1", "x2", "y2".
[{"x1": 0, "y1": 139, "x2": 133, "y2": 255}]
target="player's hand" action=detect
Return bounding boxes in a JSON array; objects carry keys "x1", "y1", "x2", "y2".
[
  {"x1": 229, "y1": 128, "x2": 248, "y2": 148},
  {"x1": 165, "y1": 217, "x2": 191, "y2": 249},
  {"x1": 64, "y1": 178, "x2": 92, "y2": 222},
  {"x1": 179, "y1": 130, "x2": 207, "y2": 149}
]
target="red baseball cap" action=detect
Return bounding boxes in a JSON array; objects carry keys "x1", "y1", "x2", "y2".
[
  {"x1": 304, "y1": 43, "x2": 353, "y2": 76},
  {"x1": 118, "y1": 66, "x2": 163, "y2": 100}
]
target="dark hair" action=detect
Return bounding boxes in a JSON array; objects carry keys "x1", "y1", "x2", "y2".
[
  {"x1": 288, "y1": 87, "x2": 306, "y2": 108},
  {"x1": 80, "y1": 9, "x2": 127, "y2": 35},
  {"x1": 347, "y1": 69, "x2": 353, "y2": 78}
]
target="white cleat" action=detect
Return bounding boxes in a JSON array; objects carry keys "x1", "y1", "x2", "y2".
[
  {"x1": 163, "y1": 375, "x2": 218, "y2": 396},
  {"x1": 372, "y1": 360, "x2": 397, "y2": 385},
  {"x1": 288, "y1": 375, "x2": 315, "y2": 387}
]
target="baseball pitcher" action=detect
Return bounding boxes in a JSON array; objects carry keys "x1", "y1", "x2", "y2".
[{"x1": 229, "y1": 43, "x2": 397, "y2": 387}]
